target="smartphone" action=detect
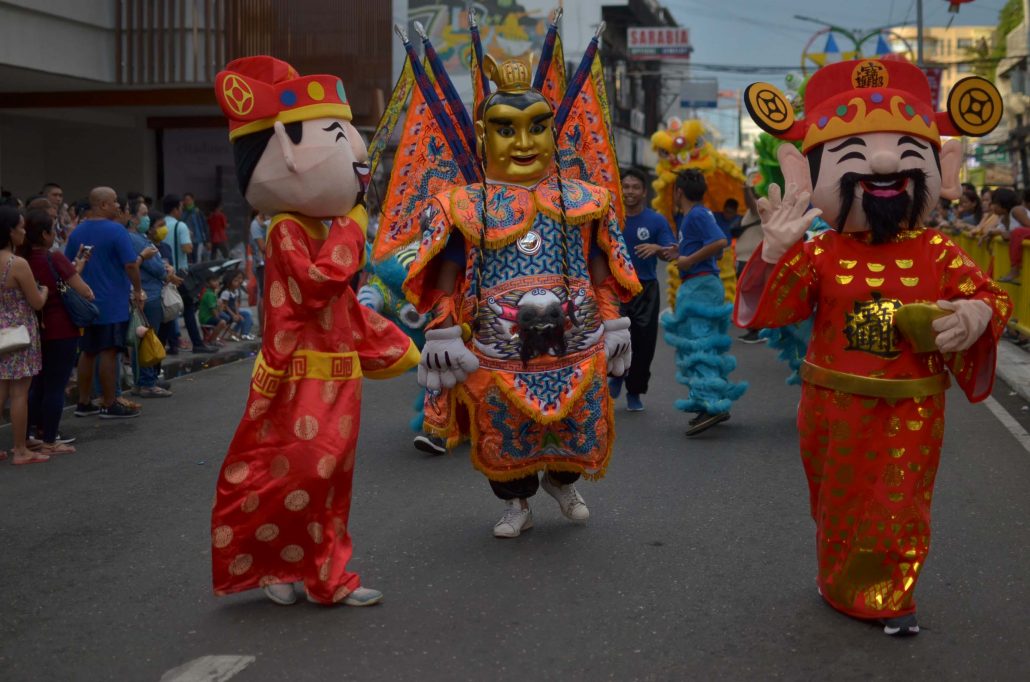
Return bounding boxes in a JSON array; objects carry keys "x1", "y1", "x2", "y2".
[{"x1": 82, "y1": 245, "x2": 94, "y2": 256}]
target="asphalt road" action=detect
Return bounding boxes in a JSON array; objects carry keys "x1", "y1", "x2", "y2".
[{"x1": 2, "y1": 328, "x2": 1029, "y2": 681}]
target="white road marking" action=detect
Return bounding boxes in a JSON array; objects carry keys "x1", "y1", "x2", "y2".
[
  {"x1": 983, "y1": 396, "x2": 1030, "y2": 454},
  {"x1": 160, "y1": 655, "x2": 256, "y2": 682}
]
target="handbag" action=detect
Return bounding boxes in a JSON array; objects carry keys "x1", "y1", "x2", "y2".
[
  {"x1": 139, "y1": 327, "x2": 166, "y2": 367},
  {"x1": 0, "y1": 325, "x2": 30, "y2": 355},
  {"x1": 46, "y1": 253, "x2": 99, "y2": 328},
  {"x1": 161, "y1": 283, "x2": 184, "y2": 322}
]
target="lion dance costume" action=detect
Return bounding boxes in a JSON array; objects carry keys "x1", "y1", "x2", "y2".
[
  {"x1": 650, "y1": 117, "x2": 746, "y2": 305},
  {"x1": 372, "y1": 12, "x2": 638, "y2": 535},
  {"x1": 737, "y1": 58, "x2": 1009, "y2": 633}
]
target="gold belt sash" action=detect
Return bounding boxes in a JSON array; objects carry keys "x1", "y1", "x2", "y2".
[
  {"x1": 252, "y1": 350, "x2": 361, "y2": 397},
  {"x1": 800, "y1": 361, "x2": 949, "y2": 399}
]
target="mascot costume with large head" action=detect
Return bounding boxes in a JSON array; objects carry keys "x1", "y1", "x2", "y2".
[
  {"x1": 209, "y1": 56, "x2": 419, "y2": 607},
  {"x1": 736, "y1": 58, "x2": 1010, "y2": 635}
]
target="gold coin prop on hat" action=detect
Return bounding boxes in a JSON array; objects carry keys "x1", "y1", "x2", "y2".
[
  {"x1": 946, "y1": 76, "x2": 1003, "y2": 137},
  {"x1": 744, "y1": 82, "x2": 795, "y2": 135}
]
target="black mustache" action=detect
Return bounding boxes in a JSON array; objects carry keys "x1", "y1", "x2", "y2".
[{"x1": 837, "y1": 168, "x2": 930, "y2": 244}]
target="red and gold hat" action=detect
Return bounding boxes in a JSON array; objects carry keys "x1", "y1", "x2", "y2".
[
  {"x1": 745, "y1": 58, "x2": 1003, "y2": 152},
  {"x1": 215, "y1": 56, "x2": 352, "y2": 141}
]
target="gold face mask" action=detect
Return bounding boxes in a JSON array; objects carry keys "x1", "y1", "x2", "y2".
[{"x1": 477, "y1": 100, "x2": 555, "y2": 185}]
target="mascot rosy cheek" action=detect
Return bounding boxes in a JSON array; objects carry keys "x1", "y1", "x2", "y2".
[{"x1": 208, "y1": 56, "x2": 417, "y2": 607}]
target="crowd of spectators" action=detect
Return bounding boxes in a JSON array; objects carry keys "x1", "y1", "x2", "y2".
[
  {"x1": 0, "y1": 183, "x2": 262, "y2": 464},
  {"x1": 934, "y1": 183, "x2": 1030, "y2": 283}
]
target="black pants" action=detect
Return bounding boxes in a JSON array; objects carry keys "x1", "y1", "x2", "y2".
[
  {"x1": 620, "y1": 278, "x2": 661, "y2": 395},
  {"x1": 175, "y1": 291, "x2": 205, "y2": 347},
  {"x1": 490, "y1": 470, "x2": 580, "y2": 500},
  {"x1": 211, "y1": 241, "x2": 230, "y2": 259},
  {"x1": 27, "y1": 337, "x2": 78, "y2": 442}
]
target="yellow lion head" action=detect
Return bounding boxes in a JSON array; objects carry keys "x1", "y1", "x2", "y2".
[{"x1": 650, "y1": 118, "x2": 716, "y2": 172}]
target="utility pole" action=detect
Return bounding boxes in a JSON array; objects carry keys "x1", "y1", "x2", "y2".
[{"x1": 916, "y1": 0, "x2": 924, "y2": 66}]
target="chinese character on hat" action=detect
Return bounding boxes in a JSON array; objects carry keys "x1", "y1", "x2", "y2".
[
  {"x1": 744, "y1": 58, "x2": 1002, "y2": 152},
  {"x1": 215, "y1": 56, "x2": 352, "y2": 141}
]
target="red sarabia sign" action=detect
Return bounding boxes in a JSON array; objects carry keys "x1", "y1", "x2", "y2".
[{"x1": 628, "y1": 27, "x2": 692, "y2": 60}]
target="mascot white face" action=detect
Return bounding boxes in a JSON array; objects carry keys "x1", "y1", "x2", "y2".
[
  {"x1": 778, "y1": 132, "x2": 962, "y2": 242},
  {"x1": 246, "y1": 118, "x2": 369, "y2": 219}
]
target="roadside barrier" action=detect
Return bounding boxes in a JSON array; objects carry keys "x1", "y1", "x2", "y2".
[{"x1": 952, "y1": 232, "x2": 1026, "y2": 336}]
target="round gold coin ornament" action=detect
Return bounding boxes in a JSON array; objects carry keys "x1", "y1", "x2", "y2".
[
  {"x1": 946, "y1": 76, "x2": 1003, "y2": 137},
  {"x1": 744, "y1": 83, "x2": 795, "y2": 135}
]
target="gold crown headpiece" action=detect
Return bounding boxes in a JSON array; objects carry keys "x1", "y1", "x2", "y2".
[{"x1": 483, "y1": 55, "x2": 532, "y2": 94}]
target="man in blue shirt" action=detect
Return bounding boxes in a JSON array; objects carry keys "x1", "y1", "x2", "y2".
[
  {"x1": 609, "y1": 168, "x2": 675, "y2": 412},
  {"x1": 182, "y1": 192, "x2": 210, "y2": 263},
  {"x1": 65, "y1": 187, "x2": 144, "y2": 419},
  {"x1": 713, "y1": 198, "x2": 742, "y2": 241},
  {"x1": 162, "y1": 194, "x2": 215, "y2": 354},
  {"x1": 661, "y1": 170, "x2": 747, "y2": 436}
]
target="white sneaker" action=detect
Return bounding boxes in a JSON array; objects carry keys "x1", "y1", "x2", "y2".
[
  {"x1": 493, "y1": 499, "x2": 533, "y2": 538},
  {"x1": 343, "y1": 586, "x2": 384, "y2": 607},
  {"x1": 304, "y1": 585, "x2": 384, "y2": 606},
  {"x1": 541, "y1": 475, "x2": 590, "y2": 522},
  {"x1": 263, "y1": 582, "x2": 297, "y2": 605}
]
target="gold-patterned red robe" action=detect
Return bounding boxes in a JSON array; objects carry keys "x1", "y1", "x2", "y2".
[
  {"x1": 211, "y1": 205, "x2": 419, "y2": 603},
  {"x1": 404, "y1": 175, "x2": 640, "y2": 482},
  {"x1": 735, "y1": 228, "x2": 1010, "y2": 620}
]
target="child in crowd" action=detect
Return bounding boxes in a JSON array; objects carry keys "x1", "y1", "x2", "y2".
[
  {"x1": 218, "y1": 271, "x2": 254, "y2": 341},
  {"x1": 198, "y1": 272, "x2": 229, "y2": 345}
]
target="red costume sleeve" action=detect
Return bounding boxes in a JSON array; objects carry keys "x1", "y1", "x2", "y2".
[
  {"x1": 734, "y1": 239, "x2": 817, "y2": 329},
  {"x1": 933, "y1": 236, "x2": 1012, "y2": 402}
]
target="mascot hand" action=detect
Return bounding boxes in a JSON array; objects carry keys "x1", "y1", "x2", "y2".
[
  {"x1": 418, "y1": 326, "x2": 479, "y2": 391},
  {"x1": 603, "y1": 317, "x2": 633, "y2": 377},
  {"x1": 757, "y1": 183, "x2": 822, "y2": 264},
  {"x1": 933, "y1": 298, "x2": 992, "y2": 353}
]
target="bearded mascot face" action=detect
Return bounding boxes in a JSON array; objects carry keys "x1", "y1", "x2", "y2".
[{"x1": 778, "y1": 132, "x2": 963, "y2": 243}]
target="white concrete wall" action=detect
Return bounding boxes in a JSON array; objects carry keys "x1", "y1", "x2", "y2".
[
  {"x1": 0, "y1": 0, "x2": 118, "y2": 83},
  {"x1": 0, "y1": 109, "x2": 151, "y2": 203}
]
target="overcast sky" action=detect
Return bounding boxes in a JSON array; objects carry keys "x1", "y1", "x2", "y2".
[{"x1": 660, "y1": 0, "x2": 1013, "y2": 140}]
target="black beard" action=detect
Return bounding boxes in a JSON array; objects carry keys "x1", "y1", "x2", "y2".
[
  {"x1": 515, "y1": 302, "x2": 568, "y2": 368},
  {"x1": 837, "y1": 170, "x2": 930, "y2": 244}
]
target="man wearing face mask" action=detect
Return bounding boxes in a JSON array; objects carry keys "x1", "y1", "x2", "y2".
[
  {"x1": 209, "y1": 57, "x2": 419, "y2": 608},
  {"x1": 402, "y1": 57, "x2": 640, "y2": 539},
  {"x1": 736, "y1": 59, "x2": 1010, "y2": 636}
]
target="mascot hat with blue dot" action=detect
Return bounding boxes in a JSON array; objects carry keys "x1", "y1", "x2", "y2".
[
  {"x1": 745, "y1": 58, "x2": 1003, "y2": 151},
  {"x1": 215, "y1": 56, "x2": 352, "y2": 141}
]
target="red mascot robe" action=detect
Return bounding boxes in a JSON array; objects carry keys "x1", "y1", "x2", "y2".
[
  {"x1": 211, "y1": 205, "x2": 419, "y2": 603},
  {"x1": 736, "y1": 228, "x2": 1010, "y2": 619}
]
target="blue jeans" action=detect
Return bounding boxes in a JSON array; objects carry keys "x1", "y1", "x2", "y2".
[
  {"x1": 28, "y1": 337, "x2": 78, "y2": 442},
  {"x1": 221, "y1": 309, "x2": 253, "y2": 336},
  {"x1": 139, "y1": 299, "x2": 173, "y2": 388}
]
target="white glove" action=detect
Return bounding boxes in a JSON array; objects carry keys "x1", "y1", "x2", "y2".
[
  {"x1": 603, "y1": 317, "x2": 632, "y2": 377},
  {"x1": 757, "y1": 183, "x2": 823, "y2": 264},
  {"x1": 933, "y1": 298, "x2": 992, "y2": 353},
  {"x1": 418, "y1": 326, "x2": 479, "y2": 391}
]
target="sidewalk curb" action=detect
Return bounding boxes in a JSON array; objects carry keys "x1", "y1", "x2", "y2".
[
  {"x1": 996, "y1": 340, "x2": 1030, "y2": 404},
  {"x1": 161, "y1": 340, "x2": 262, "y2": 380}
]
